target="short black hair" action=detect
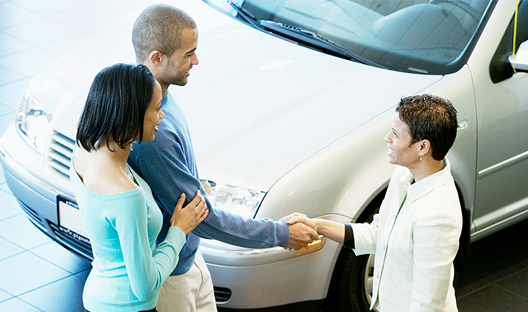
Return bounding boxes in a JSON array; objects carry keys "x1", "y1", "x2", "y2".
[
  {"x1": 132, "y1": 4, "x2": 197, "y2": 63},
  {"x1": 76, "y1": 63, "x2": 155, "y2": 151},
  {"x1": 396, "y1": 94, "x2": 458, "y2": 160}
]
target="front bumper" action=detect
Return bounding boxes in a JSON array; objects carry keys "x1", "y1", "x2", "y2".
[{"x1": 200, "y1": 230, "x2": 345, "y2": 310}]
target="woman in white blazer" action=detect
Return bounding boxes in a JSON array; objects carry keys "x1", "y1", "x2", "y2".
[{"x1": 287, "y1": 94, "x2": 462, "y2": 312}]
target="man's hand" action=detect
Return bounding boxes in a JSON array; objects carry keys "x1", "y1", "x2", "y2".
[
  {"x1": 283, "y1": 212, "x2": 316, "y2": 230},
  {"x1": 284, "y1": 214, "x2": 319, "y2": 250}
]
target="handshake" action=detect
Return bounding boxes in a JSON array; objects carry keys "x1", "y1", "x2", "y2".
[
  {"x1": 282, "y1": 212, "x2": 345, "y2": 251},
  {"x1": 282, "y1": 213, "x2": 321, "y2": 250}
]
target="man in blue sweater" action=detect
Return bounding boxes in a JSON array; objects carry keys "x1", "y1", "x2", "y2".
[{"x1": 129, "y1": 4, "x2": 319, "y2": 312}]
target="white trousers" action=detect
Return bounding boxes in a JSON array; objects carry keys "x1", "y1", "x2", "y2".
[{"x1": 157, "y1": 251, "x2": 217, "y2": 312}]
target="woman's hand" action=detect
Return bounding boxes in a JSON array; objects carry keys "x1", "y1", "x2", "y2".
[
  {"x1": 170, "y1": 190, "x2": 208, "y2": 235},
  {"x1": 283, "y1": 213, "x2": 347, "y2": 245},
  {"x1": 283, "y1": 212, "x2": 317, "y2": 231}
]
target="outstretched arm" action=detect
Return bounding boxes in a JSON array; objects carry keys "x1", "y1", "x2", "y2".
[{"x1": 130, "y1": 132, "x2": 291, "y2": 248}]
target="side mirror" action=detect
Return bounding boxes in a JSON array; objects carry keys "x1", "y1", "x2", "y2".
[{"x1": 508, "y1": 41, "x2": 528, "y2": 72}]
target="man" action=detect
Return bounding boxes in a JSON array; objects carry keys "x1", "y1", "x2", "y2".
[{"x1": 128, "y1": 4, "x2": 319, "y2": 312}]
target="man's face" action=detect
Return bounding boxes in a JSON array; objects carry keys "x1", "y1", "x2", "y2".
[{"x1": 160, "y1": 27, "x2": 199, "y2": 87}]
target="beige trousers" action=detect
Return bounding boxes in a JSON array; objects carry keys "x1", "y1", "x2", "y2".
[{"x1": 157, "y1": 251, "x2": 217, "y2": 312}]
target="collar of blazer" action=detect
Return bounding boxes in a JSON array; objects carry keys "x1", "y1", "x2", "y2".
[{"x1": 397, "y1": 157, "x2": 453, "y2": 203}]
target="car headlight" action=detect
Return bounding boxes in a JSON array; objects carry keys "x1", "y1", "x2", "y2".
[
  {"x1": 15, "y1": 90, "x2": 52, "y2": 155},
  {"x1": 200, "y1": 180, "x2": 265, "y2": 219}
]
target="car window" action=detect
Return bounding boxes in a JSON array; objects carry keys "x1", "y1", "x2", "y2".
[{"x1": 205, "y1": 0, "x2": 494, "y2": 75}]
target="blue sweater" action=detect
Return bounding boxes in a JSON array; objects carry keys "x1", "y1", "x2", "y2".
[
  {"x1": 70, "y1": 165, "x2": 186, "y2": 311},
  {"x1": 129, "y1": 92, "x2": 290, "y2": 275}
]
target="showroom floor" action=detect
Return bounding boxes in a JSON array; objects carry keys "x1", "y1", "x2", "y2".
[{"x1": 1, "y1": 0, "x2": 528, "y2": 311}]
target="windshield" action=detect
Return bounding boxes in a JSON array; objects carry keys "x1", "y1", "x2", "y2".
[{"x1": 205, "y1": 0, "x2": 493, "y2": 74}]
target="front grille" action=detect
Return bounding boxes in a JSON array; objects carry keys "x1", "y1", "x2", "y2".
[
  {"x1": 49, "y1": 222, "x2": 94, "y2": 261},
  {"x1": 214, "y1": 287, "x2": 232, "y2": 303},
  {"x1": 48, "y1": 131, "x2": 75, "y2": 177}
]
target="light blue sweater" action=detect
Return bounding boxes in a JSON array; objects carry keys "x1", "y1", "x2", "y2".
[{"x1": 70, "y1": 164, "x2": 186, "y2": 311}]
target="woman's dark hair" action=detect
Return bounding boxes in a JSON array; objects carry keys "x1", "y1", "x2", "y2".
[
  {"x1": 76, "y1": 63, "x2": 155, "y2": 151},
  {"x1": 396, "y1": 94, "x2": 458, "y2": 160}
]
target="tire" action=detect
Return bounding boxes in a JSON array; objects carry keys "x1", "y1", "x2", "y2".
[{"x1": 324, "y1": 191, "x2": 384, "y2": 312}]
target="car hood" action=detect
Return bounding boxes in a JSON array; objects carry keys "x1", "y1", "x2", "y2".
[{"x1": 31, "y1": 0, "x2": 443, "y2": 191}]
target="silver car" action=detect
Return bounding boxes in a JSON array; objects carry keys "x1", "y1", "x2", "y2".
[{"x1": 1, "y1": 0, "x2": 528, "y2": 311}]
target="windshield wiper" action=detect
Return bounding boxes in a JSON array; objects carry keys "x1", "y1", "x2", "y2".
[
  {"x1": 259, "y1": 20, "x2": 386, "y2": 69},
  {"x1": 227, "y1": 0, "x2": 259, "y2": 28}
]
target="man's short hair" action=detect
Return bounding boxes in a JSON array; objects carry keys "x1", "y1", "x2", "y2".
[
  {"x1": 76, "y1": 63, "x2": 155, "y2": 151},
  {"x1": 396, "y1": 94, "x2": 458, "y2": 160},
  {"x1": 132, "y1": 4, "x2": 197, "y2": 63}
]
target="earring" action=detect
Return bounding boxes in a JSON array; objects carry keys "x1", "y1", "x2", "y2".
[{"x1": 420, "y1": 156, "x2": 422, "y2": 161}]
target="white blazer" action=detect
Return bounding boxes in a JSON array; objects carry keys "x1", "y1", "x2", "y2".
[{"x1": 352, "y1": 158, "x2": 462, "y2": 312}]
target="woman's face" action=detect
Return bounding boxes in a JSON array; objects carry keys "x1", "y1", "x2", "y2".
[
  {"x1": 141, "y1": 80, "x2": 164, "y2": 142},
  {"x1": 384, "y1": 112, "x2": 420, "y2": 167}
]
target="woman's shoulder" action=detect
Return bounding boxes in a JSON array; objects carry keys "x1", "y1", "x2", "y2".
[
  {"x1": 98, "y1": 173, "x2": 139, "y2": 195},
  {"x1": 73, "y1": 150, "x2": 139, "y2": 196},
  {"x1": 412, "y1": 183, "x2": 462, "y2": 224}
]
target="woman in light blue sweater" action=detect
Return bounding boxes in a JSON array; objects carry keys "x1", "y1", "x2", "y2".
[{"x1": 71, "y1": 63, "x2": 208, "y2": 312}]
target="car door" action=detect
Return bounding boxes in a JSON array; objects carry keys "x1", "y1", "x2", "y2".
[{"x1": 472, "y1": 0, "x2": 528, "y2": 233}]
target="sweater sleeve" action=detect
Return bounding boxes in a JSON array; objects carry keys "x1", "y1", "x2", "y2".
[
  {"x1": 344, "y1": 223, "x2": 355, "y2": 249},
  {"x1": 113, "y1": 192, "x2": 186, "y2": 301},
  {"x1": 131, "y1": 132, "x2": 290, "y2": 248}
]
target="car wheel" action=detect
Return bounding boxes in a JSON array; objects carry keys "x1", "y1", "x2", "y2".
[{"x1": 324, "y1": 192, "x2": 383, "y2": 312}]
